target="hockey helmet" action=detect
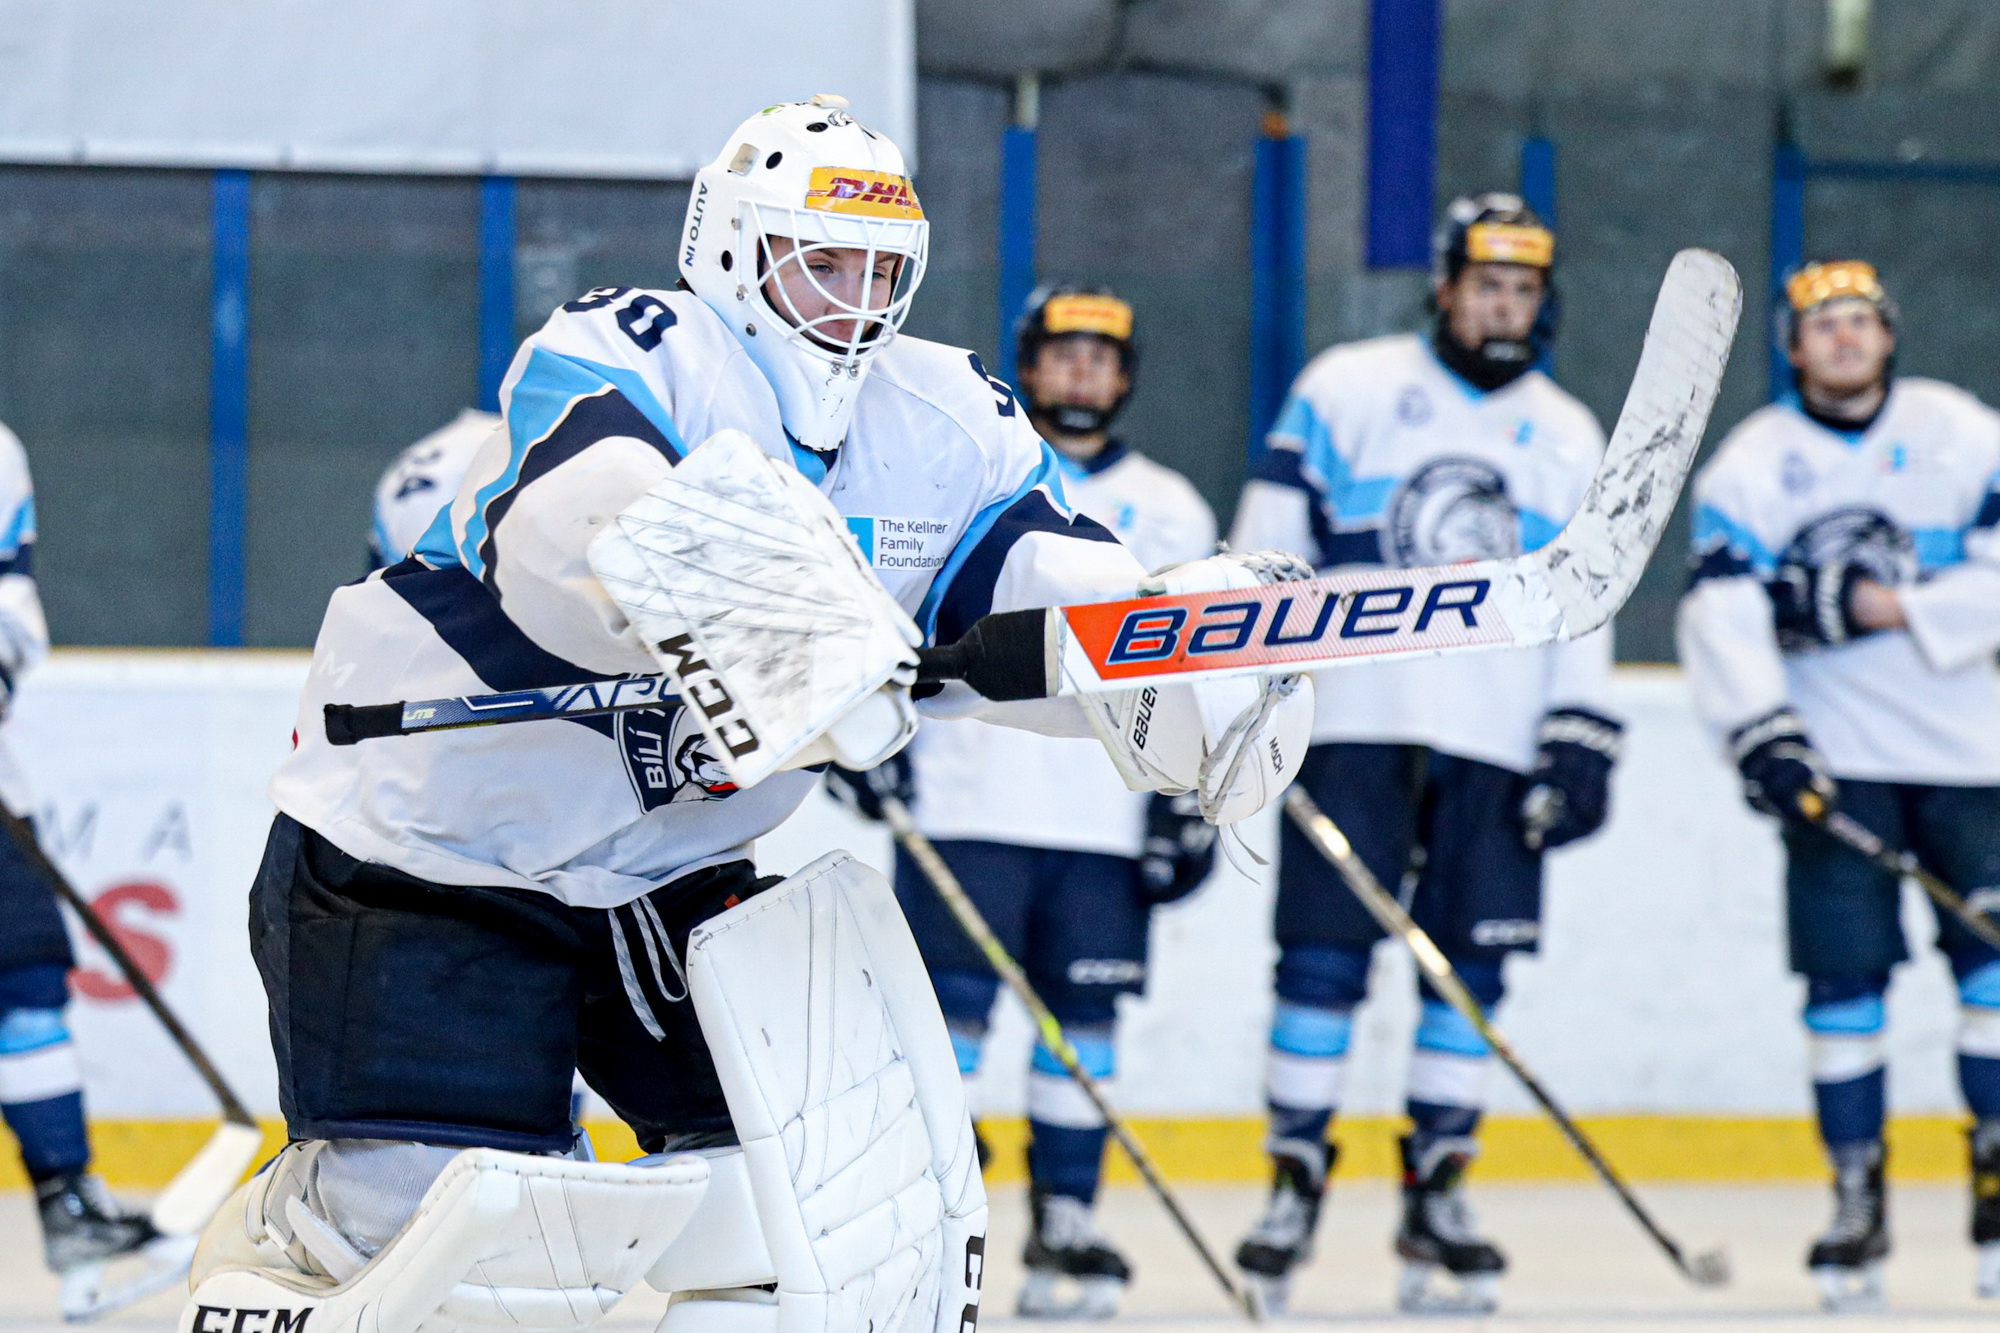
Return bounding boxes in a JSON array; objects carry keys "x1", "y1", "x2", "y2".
[
  {"x1": 1013, "y1": 284, "x2": 1137, "y2": 434},
  {"x1": 1431, "y1": 193, "x2": 1555, "y2": 288},
  {"x1": 680, "y1": 95, "x2": 929, "y2": 453},
  {"x1": 1780, "y1": 260, "x2": 1896, "y2": 345}
]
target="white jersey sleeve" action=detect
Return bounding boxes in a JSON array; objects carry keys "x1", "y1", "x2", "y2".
[
  {"x1": 370, "y1": 408, "x2": 502, "y2": 568},
  {"x1": 1900, "y1": 459, "x2": 2000, "y2": 673},
  {"x1": 1676, "y1": 439, "x2": 1792, "y2": 740},
  {"x1": 0, "y1": 422, "x2": 48, "y2": 686}
]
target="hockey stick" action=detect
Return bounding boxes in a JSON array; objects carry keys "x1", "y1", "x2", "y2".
[
  {"x1": 1283, "y1": 788, "x2": 1731, "y2": 1288},
  {"x1": 323, "y1": 252, "x2": 1741, "y2": 749},
  {"x1": 868, "y1": 773, "x2": 1260, "y2": 1322},
  {"x1": 1797, "y1": 791, "x2": 2000, "y2": 954},
  {"x1": 0, "y1": 811, "x2": 264, "y2": 1237}
]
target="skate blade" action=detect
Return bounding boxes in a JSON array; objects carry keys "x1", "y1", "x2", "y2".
[
  {"x1": 1977, "y1": 1241, "x2": 2000, "y2": 1299},
  {"x1": 1242, "y1": 1272, "x2": 1291, "y2": 1318},
  {"x1": 1396, "y1": 1263, "x2": 1498, "y2": 1316},
  {"x1": 1812, "y1": 1262, "x2": 1885, "y2": 1314},
  {"x1": 1017, "y1": 1272, "x2": 1123, "y2": 1320},
  {"x1": 59, "y1": 1234, "x2": 198, "y2": 1321}
]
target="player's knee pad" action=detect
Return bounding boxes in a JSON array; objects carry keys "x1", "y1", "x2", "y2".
[
  {"x1": 1431, "y1": 957, "x2": 1505, "y2": 1009},
  {"x1": 929, "y1": 972, "x2": 996, "y2": 1075},
  {"x1": 687, "y1": 852, "x2": 987, "y2": 1333},
  {"x1": 180, "y1": 1142, "x2": 710, "y2": 1333},
  {"x1": 1026, "y1": 1028, "x2": 1113, "y2": 1130},
  {"x1": 1803, "y1": 985, "x2": 1887, "y2": 1083},
  {"x1": 1958, "y1": 960, "x2": 2000, "y2": 1058},
  {"x1": 0, "y1": 961, "x2": 71, "y2": 1011},
  {"x1": 1274, "y1": 944, "x2": 1371, "y2": 1010}
]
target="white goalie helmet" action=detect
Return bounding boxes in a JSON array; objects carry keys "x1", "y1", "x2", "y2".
[{"x1": 680, "y1": 95, "x2": 930, "y2": 454}]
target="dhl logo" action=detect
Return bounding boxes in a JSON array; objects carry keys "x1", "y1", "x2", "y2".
[{"x1": 804, "y1": 167, "x2": 924, "y2": 220}]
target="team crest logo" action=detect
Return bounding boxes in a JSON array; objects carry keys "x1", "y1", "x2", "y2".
[
  {"x1": 1396, "y1": 386, "x2": 1433, "y2": 426},
  {"x1": 1383, "y1": 457, "x2": 1519, "y2": 566},
  {"x1": 617, "y1": 705, "x2": 740, "y2": 810}
]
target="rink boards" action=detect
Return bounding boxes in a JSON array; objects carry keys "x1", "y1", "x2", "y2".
[{"x1": 0, "y1": 652, "x2": 1977, "y2": 1187}]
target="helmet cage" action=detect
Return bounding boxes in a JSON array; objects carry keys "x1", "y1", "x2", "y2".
[{"x1": 744, "y1": 201, "x2": 928, "y2": 375}]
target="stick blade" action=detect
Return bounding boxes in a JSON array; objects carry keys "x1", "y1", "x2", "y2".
[
  {"x1": 1685, "y1": 1246, "x2": 1732, "y2": 1287},
  {"x1": 149, "y1": 1119, "x2": 266, "y2": 1235},
  {"x1": 1536, "y1": 248, "x2": 1742, "y2": 638}
]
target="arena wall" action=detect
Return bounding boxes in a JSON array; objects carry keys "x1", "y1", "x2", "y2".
[{"x1": 0, "y1": 652, "x2": 1975, "y2": 1187}]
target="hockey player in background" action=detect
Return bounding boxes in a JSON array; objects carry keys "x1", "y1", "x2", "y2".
[
  {"x1": 1226, "y1": 195, "x2": 1623, "y2": 1314},
  {"x1": 1678, "y1": 260, "x2": 2000, "y2": 1309},
  {"x1": 830, "y1": 286, "x2": 1219, "y2": 1319},
  {"x1": 367, "y1": 407, "x2": 500, "y2": 569},
  {"x1": 0, "y1": 420, "x2": 184, "y2": 1312},
  {"x1": 181, "y1": 97, "x2": 1310, "y2": 1333}
]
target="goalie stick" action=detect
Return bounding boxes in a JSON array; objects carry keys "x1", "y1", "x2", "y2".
[
  {"x1": 322, "y1": 249, "x2": 1739, "y2": 747},
  {"x1": 0, "y1": 813, "x2": 264, "y2": 1262},
  {"x1": 1284, "y1": 789, "x2": 1731, "y2": 1289}
]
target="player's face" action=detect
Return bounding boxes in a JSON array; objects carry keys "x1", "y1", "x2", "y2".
[
  {"x1": 1437, "y1": 263, "x2": 1546, "y2": 349},
  {"x1": 1020, "y1": 336, "x2": 1128, "y2": 417},
  {"x1": 1790, "y1": 299, "x2": 1893, "y2": 396},
  {"x1": 761, "y1": 237, "x2": 902, "y2": 350}
]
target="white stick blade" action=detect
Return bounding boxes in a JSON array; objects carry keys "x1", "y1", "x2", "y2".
[
  {"x1": 1535, "y1": 247, "x2": 1742, "y2": 637},
  {"x1": 150, "y1": 1120, "x2": 265, "y2": 1235}
]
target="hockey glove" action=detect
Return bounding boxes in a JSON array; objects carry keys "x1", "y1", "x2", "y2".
[
  {"x1": 1520, "y1": 707, "x2": 1624, "y2": 852},
  {"x1": 1138, "y1": 790, "x2": 1219, "y2": 905},
  {"x1": 821, "y1": 751, "x2": 913, "y2": 823},
  {"x1": 1766, "y1": 513, "x2": 1915, "y2": 653},
  {"x1": 1730, "y1": 707, "x2": 1837, "y2": 826}
]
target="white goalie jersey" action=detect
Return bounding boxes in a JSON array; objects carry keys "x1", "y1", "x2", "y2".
[
  {"x1": 271, "y1": 287, "x2": 1148, "y2": 907},
  {"x1": 0, "y1": 420, "x2": 48, "y2": 816},
  {"x1": 1228, "y1": 333, "x2": 1613, "y2": 773},
  {"x1": 910, "y1": 444, "x2": 1217, "y2": 856},
  {"x1": 1677, "y1": 379, "x2": 2000, "y2": 783}
]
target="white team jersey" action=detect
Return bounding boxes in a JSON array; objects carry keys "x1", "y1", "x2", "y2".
[
  {"x1": 369, "y1": 408, "x2": 501, "y2": 568},
  {"x1": 271, "y1": 287, "x2": 1148, "y2": 907},
  {"x1": 911, "y1": 444, "x2": 1217, "y2": 856},
  {"x1": 1228, "y1": 333, "x2": 1613, "y2": 773},
  {"x1": 0, "y1": 421, "x2": 50, "y2": 815},
  {"x1": 1678, "y1": 379, "x2": 2000, "y2": 783}
]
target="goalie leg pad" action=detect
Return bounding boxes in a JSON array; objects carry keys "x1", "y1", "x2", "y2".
[
  {"x1": 687, "y1": 852, "x2": 987, "y2": 1333},
  {"x1": 645, "y1": 1148, "x2": 776, "y2": 1294},
  {"x1": 179, "y1": 1145, "x2": 709, "y2": 1333}
]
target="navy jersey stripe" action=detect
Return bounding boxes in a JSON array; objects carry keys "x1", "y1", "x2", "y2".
[
  {"x1": 1686, "y1": 544, "x2": 1756, "y2": 590},
  {"x1": 382, "y1": 561, "x2": 615, "y2": 738},
  {"x1": 932, "y1": 491, "x2": 1119, "y2": 646},
  {"x1": 475, "y1": 388, "x2": 680, "y2": 593}
]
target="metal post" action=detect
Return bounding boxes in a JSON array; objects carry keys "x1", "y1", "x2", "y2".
[
  {"x1": 997, "y1": 72, "x2": 1040, "y2": 385},
  {"x1": 1250, "y1": 107, "x2": 1308, "y2": 459},
  {"x1": 207, "y1": 170, "x2": 251, "y2": 648},
  {"x1": 478, "y1": 176, "x2": 517, "y2": 412},
  {"x1": 1365, "y1": 0, "x2": 1442, "y2": 269},
  {"x1": 1769, "y1": 143, "x2": 1808, "y2": 402},
  {"x1": 1520, "y1": 135, "x2": 1557, "y2": 371}
]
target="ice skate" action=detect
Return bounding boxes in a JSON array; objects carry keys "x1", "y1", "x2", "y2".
[
  {"x1": 1394, "y1": 1134, "x2": 1504, "y2": 1315},
  {"x1": 1018, "y1": 1189, "x2": 1131, "y2": 1319},
  {"x1": 1971, "y1": 1122, "x2": 2000, "y2": 1299},
  {"x1": 1234, "y1": 1139, "x2": 1334, "y2": 1316},
  {"x1": 1808, "y1": 1145, "x2": 1888, "y2": 1312},
  {"x1": 38, "y1": 1171, "x2": 197, "y2": 1320}
]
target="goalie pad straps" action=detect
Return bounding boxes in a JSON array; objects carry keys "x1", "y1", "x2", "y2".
[
  {"x1": 178, "y1": 1148, "x2": 710, "y2": 1333},
  {"x1": 687, "y1": 853, "x2": 987, "y2": 1333}
]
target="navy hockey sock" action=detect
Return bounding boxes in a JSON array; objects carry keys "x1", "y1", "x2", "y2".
[
  {"x1": 1804, "y1": 984, "x2": 1887, "y2": 1149},
  {"x1": 1027, "y1": 1028, "x2": 1115, "y2": 1203},
  {"x1": 0, "y1": 1007, "x2": 90, "y2": 1182},
  {"x1": 1957, "y1": 961, "x2": 2000, "y2": 1118},
  {"x1": 1264, "y1": 1001, "x2": 1351, "y2": 1155}
]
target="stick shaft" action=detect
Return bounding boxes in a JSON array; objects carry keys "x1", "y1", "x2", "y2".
[
  {"x1": 1283, "y1": 788, "x2": 1704, "y2": 1282},
  {"x1": 0, "y1": 810, "x2": 256, "y2": 1126},
  {"x1": 877, "y1": 792, "x2": 1258, "y2": 1321},
  {"x1": 1814, "y1": 806, "x2": 2000, "y2": 954}
]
